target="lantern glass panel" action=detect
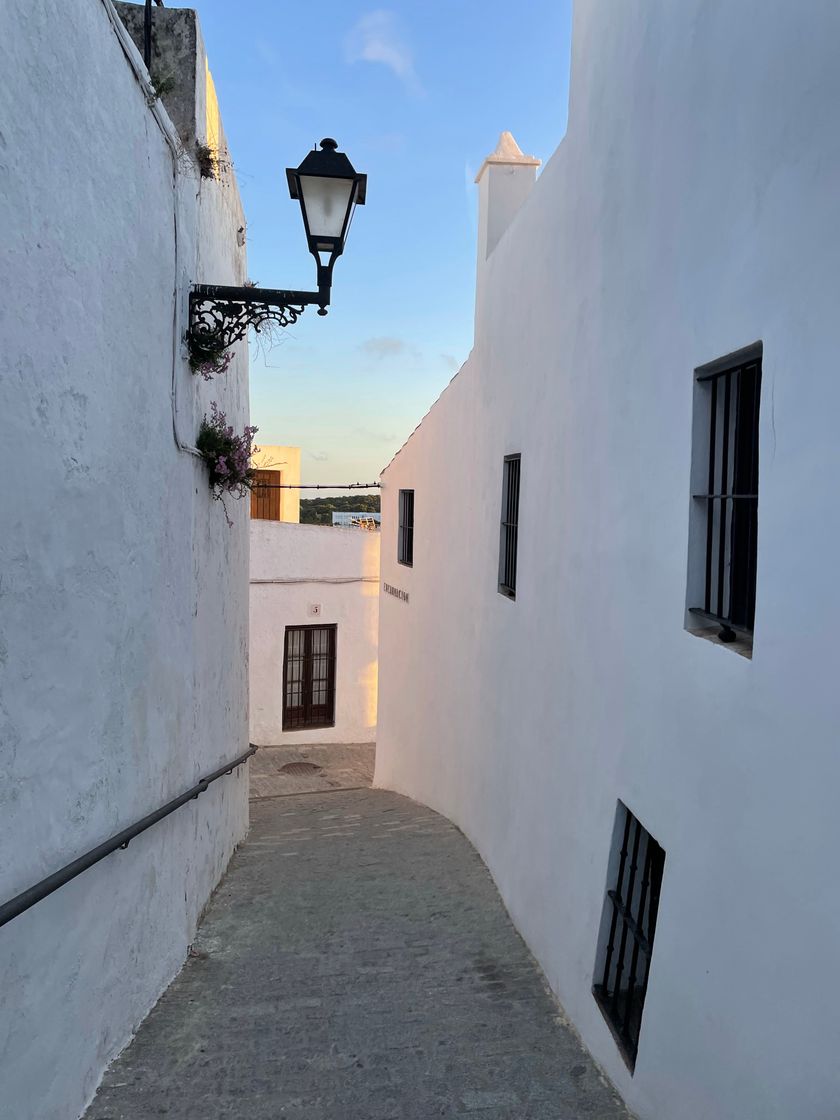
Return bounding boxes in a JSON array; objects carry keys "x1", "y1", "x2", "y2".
[{"x1": 299, "y1": 176, "x2": 354, "y2": 243}]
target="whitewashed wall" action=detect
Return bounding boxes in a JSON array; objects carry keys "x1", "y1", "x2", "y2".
[
  {"x1": 0, "y1": 3, "x2": 250, "y2": 1118},
  {"x1": 251, "y1": 521, "x2": 379, "y2": 745},
  {"x1": 376, "y1": 3, "x2": 840, "y2": 1118}
]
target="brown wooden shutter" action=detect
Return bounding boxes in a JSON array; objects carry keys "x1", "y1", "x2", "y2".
[{"x1": 250, "y1": 470, "x2": 283, "y2": 520}]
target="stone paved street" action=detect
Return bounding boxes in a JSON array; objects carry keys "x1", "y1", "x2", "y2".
[{"x1": 85, "y1": 786, "x2": 631, "y2": 1120}]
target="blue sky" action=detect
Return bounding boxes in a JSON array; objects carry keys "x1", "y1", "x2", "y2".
[{"x1": 196, "y1": 0, "x2": 573, "y2": 488}]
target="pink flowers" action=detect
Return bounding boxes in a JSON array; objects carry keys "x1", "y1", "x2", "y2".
[
  {"x1": 191, "y1": 349, "x2": 234, "y2": 381},
  {"x1": 196, "y1": 402, "x2": 259, "y2": 513}
]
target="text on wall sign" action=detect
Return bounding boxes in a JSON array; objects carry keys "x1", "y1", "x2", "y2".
[{"x1": 383, "y1": 582, "x2": 409, "y2": 604}]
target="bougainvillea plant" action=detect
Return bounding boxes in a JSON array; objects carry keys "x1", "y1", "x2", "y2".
[
  {"x1": 189, "y1": 340, "x2": 234, "y2": 380},
  {"x1": 196, "y1": 402, "x2": 258, "y2": 522}
]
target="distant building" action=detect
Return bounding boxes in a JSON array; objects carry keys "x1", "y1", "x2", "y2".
[
  {"x1": 250, "y1": 445, "x2": 301, "y2": 523},
  {"x1": 332, "y1": 511, "x2": 381, "y2": 529},
  {"x1": 250, "y1": 522, "x2": 379, "y2": 746}
]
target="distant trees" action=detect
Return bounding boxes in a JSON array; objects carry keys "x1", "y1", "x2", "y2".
[{"x1": 299, "y1": 493, "x2": 381, "y2": 526}]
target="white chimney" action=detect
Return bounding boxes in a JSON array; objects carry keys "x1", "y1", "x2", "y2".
[
  {"x1": 476, "y1": 131, "x2": 540, "y2": 262},
  {"x1": 474, "y1": 131, "x2": 540, "y2": 328}
]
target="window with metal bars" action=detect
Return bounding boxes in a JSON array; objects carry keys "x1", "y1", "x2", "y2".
[
  {"x1": 593, "y1": 802, "x2": 666, "y2": 1071},
  {"x1": 688, "y1": 345, "x2": 761, "y2": 644},
  {"x1": 498, "y1": 454, "x2": 520, "y2": 598},
  {"x1": 398, "y1": 489, "x2": 414, "y2": 566},
  {"x1": 282, "y1": 625, "x2": 337, "y2": 731}
]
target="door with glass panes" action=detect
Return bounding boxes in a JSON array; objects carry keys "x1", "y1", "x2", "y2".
[{"x1": 282, "y1": 625, "x2": 337, "y2": 730}]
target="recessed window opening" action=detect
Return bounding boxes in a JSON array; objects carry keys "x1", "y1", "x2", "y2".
[
  {"x1": 498, "y1": 454, "x2": 520, "y2": 598},
  {"x1": 687, "y1": 344, "x2": 761, "y2": 647},
  {"x1": 282, "y1": 625, "x2": 337, "y2": 731},
  {"x1": 593, "y1": 802, "x2": 666, "y2": 1072},
  {"x1": 398, "y1": 489, "x2": 414, "y2": 566}
]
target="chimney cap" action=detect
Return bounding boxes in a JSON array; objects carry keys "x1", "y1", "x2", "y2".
[{"x1": 475, "y1": 131, "x2": 540, "y2": 183}]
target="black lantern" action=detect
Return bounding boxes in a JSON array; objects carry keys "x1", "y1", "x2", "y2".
[
  {"x1": 187, "y1": 139, "x2": 367, "y2": 363},
  {"x1": 287, "y1": 139, "x2": 367, "y2": 295}
]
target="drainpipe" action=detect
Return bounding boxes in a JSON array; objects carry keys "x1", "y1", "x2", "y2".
[{"x1": 143, "y1": 0, "x2": 151, "y2": 66}]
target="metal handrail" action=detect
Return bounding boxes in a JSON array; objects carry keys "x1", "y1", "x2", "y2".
[{"x1": 0, "y1": 745, "x2": 256, "y2": 930}]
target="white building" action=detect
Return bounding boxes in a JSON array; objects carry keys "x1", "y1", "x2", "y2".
[
  {"x1": 0, "y1": 4, "x2": 250, "y2": 1117},
  {"x1": 250, "y1": 520, "x2": 379, "y2": 746},
  {"x1": 376, "y1": 3, "x2": 840, "y2": 1118}
]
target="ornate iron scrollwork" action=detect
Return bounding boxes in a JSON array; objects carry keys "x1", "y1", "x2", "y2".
[
  {"x1": 187, "y1": 284, "x2": 327, "y2": 365},
  {"x1": 188, "y1": 296, "x2": 305, "y2": 355}
]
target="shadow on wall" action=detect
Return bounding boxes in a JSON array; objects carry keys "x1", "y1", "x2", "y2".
[
  {"x1": 361, "y1": 658, "x2": 379, "y2": 730},
  {"x1": 361, "y1": 532, "x2": 380, "y2": 729}
]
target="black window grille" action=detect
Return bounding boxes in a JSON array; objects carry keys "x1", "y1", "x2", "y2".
[
  {"x1": 498, "y1": 454, "x2": 520, "y2": 598},
  {"x1": 593, "y1": 803, "x2": 666, "y2": 1071},
  {"x1": 690, "y1": 349, "x2": 761, "y2": 642},
  {"x1": 282, "y1": 625, "x2": 337, "y2": 731},
  {"x1": 398, "y1": 489, "x2": 414, "y2": 566}
]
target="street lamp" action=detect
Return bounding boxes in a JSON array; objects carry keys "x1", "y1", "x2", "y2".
[
  {"x1": 287, "y1": 138, "x2": 367, "y2": 308},
  {"x1": 187, "y1": 138, "x2": 367, "y2": 363}
]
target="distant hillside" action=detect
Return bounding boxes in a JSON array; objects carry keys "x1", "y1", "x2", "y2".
[{"x1": 299, "y1": 493, "x2": 381, "y2": 526}]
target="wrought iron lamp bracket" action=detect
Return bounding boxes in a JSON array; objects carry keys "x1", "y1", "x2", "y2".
[{"x1": 187, "y1": 283, "x2": 329, "y2": 362}]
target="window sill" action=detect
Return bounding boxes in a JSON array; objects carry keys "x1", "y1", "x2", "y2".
[
  {"x1": 592, "y1": 986, "x2": 637, "y2": 1074},
  {"x1": 686, "y1": 624, "x2": 752, "y2": 659},
  {"x1": 282, "y1": 721, "x2": 336, "y2": 733},
  {"x1": 498, "y1": 585, "x2": 516, "y2": 601}
]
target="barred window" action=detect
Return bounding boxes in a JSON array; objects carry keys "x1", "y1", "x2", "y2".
[
  {"x1": 689, "y1": 346, "x2": 761, "y2": 644},
  {"x1": 398, "y1": 489, "x2": 414, "y2": 566},
  {"x1": 498, "y1": 455, "x2": 520, "y2": 598},
  {"x1": 593, "y1": 803, "x2": 666, "y2": 1071},
  {"x1": 282, "y1": 625, "x2": 337, "y2": 731}
]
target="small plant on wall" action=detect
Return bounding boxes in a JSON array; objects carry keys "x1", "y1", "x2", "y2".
[
  {"x1": 149, "y1": 68, "x2": 177, "y2": 101},
  {"x1": 193, "y1": 142, "x2": 233, "y2": 181},
  {"x1": 189, "y1": 339, "x2": 233, "y2": 380},
  {"x1": 196, "y1": 402, "x2": 258, "y2": 523},
  {"x1": 195, "y1": 142, "x2": 218, "y2": 180}
]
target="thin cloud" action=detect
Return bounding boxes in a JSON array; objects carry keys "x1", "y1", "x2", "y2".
[
  {"x1": 441, "y1": 353, "x2": 459, "y2": 372},
  {"x1": 345, "y1": 11, "x2": 422, "y2": 96},
  {"x1": 308, "y1": 451, "x2": 329, "y2": 463},
  {"x1": 354, "y1": 426, "x2": 397, "y2": 444},
  {"x1": 359, "y1": 336, "x2": 407, "y2": 359}
]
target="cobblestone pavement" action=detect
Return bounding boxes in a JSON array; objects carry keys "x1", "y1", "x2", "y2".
[
  {"x1": 249, "y1": 742, "x2": 375, "y2": 799},
  {"x1": 85, "y1": 788, "x2": 632, "y2": 1120}
]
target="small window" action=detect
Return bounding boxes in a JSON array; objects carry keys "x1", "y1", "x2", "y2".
[
  {"x1": 498, "y1": 455, "x2": 520, "y2": 598},
  {"x1": 282, "y1": 625, "x2": 337, "y2": 731},
  {"x1": 593, "y1": 802, "x2": 665, "y2": 1072},
  {"x1": 688, "y1": 345, "x2": 761, "y2": 645},
  {"x1": 250, "y1": 470, "x2": 282, "y2": 520},
  {"x1": 398, "y1": 489, "x2": 414, "y2": 566}
]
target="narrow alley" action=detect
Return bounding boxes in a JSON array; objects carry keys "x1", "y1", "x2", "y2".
[
  {"x1": 6, "y1": 3, "x2": 840, "y2": 1118},
  {"x1": 84, "y1": 750, "x2": 630, "y2": 1120}
]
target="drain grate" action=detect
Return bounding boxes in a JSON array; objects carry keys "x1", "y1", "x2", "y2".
[{"x1": 279, "y1": 761, "x2": 322, "y2": 777}]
